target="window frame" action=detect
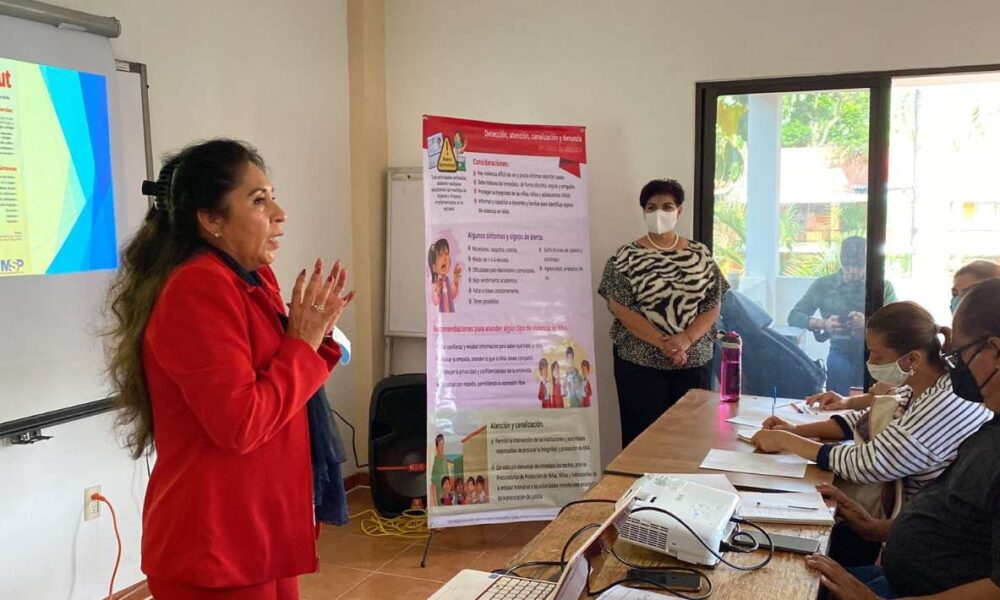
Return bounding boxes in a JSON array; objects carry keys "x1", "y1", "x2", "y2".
[{"x1": 694, "y1": 63, "x2": 1000, "y2": 323}]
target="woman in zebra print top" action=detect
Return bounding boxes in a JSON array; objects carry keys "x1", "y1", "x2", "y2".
[{"x1": 597, "y1": 179, "x2": 729, "y2": 448}]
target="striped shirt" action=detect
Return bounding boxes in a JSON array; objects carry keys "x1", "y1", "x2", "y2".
[{"x1": 817, "y1": 374, "x2": 993, "y2": 501}]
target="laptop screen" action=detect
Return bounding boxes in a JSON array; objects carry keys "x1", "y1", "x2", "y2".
[{"x1": 552, "y1": 491, "x2": 638, "y2": 600}]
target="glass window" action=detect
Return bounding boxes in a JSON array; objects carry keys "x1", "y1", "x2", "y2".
[
  {"x1": 712, "y1": 89, "x2": 871, "y2": 396},
  {"x1": 888, "y1": 73, "x2": 1000, "y2": 322}
]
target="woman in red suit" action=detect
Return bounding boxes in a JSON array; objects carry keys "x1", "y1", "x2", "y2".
[{"x1": 105, "y1": 140, "x2": 354, "y2": 600}]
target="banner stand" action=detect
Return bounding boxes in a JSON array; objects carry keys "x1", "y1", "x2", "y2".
[{"x1": 422, "y1": 115, "x2": 602, "y2": 536}]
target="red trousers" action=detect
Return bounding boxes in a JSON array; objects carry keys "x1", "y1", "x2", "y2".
[{"x1": 148, "y1": 577, "x2": 298, "y2": 600}]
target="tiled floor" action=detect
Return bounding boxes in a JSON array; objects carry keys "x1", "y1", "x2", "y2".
[
  {"x1": 120, "y1": 485, "x2": 543, "y2": 599},
  {"x1": 299, "y1": 486, "x2": 547, "y2": 600}
]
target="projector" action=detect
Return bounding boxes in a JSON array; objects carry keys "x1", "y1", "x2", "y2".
[{"x1": 614, "y1": 474, "x2": 739, "y2": 566}]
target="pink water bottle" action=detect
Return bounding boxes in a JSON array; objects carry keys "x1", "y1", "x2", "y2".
[{"x1": 719, "y1": 331, "x2": 742, "y2": 403}]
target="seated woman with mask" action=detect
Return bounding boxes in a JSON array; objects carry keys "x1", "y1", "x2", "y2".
[
  {"x1": 752, "y1": 301, "x2": 992, "y2": 502},
  {"x1": 808, "y1": 277, "x2": 1000, "y2": 599}
]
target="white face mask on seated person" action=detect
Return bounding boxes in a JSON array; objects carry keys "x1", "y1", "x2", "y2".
[
  {"x1": 644, "y1": 209, "x2": 677, "y2": 235},
  {"x1": 867, "y1": 356, "x2": 915, "y2": 387}
]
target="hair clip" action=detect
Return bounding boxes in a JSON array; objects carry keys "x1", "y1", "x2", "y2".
[
  {"x1": 142, "y1": 161, "x2": 179, "y2": 212},
  {"x1": 142, "y1": 180, "x2": 168, "y2": 211}
]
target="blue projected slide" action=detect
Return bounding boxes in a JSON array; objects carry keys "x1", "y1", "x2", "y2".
[{"x1": 0, "y1": 56, "x2": 116, "y2": 277}]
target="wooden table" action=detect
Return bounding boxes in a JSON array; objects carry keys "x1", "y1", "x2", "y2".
[
  {"x1": 606, "y1": 389, "x2": 835, "y2": 493},
  {"x1": 507, "y1": 389, "x2": 836, "y2": 599}
]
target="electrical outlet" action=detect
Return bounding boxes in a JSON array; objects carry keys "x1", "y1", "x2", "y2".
[{"x1": 84, "y1": 485, "x2": 101, "y2": 521}]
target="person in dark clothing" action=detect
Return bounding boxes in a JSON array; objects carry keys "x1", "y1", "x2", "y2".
[{"x1": 788, "y1": 236, "x2": 896, "y2": 394}]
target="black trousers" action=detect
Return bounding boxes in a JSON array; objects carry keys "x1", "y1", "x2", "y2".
[{"x1": 613, "y1": 347, "x2": 711, "y2": 449}]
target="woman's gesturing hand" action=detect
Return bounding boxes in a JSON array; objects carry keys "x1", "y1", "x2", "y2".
[{"x1": 287, "y1": 258, "x2": 356, "y2": 350}]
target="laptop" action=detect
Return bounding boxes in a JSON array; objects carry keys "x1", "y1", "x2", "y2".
[{"x1": 430, "y1": 491, "x2": 638, "y2": 600}]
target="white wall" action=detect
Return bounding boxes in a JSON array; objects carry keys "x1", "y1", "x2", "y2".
[
  {"x1": 385, "y1": 0, "x2": 1000, "y2": 465},
  {"x1": 0, "y1": 1, "x2": 352, "y2": 598}
]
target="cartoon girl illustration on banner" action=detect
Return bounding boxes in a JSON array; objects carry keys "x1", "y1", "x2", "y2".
[{"x1": 428, "y1": 238, "x2": 462, "y2": 312}]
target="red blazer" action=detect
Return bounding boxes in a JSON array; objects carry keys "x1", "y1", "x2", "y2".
[{"x1": 141, "y1": 252, "x2": 341, "y2": 587}]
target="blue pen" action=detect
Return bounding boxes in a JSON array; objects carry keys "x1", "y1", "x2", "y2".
[{"x1": 772, "y1": 386, "x2": 777, "y2": 419}]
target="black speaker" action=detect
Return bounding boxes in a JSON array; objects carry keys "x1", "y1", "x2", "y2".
[{"x1": 368, "y1": 373, "x2": 427, "y2": 517}]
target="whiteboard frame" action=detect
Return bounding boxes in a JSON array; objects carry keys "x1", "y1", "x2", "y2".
[
  {"x1": 383, "y1": 167, "x2": 424, "y2": 378},
  {"x1": 383, "y1": 167, "x2": 425, "y2": 338},
  {"x1": 115, "y1": 59, "x2": 155, "y2": 191}
]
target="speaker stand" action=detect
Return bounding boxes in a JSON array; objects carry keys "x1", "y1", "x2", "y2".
[{"x1": 420, "y1": 528, "x2": 435, "y2": 567}]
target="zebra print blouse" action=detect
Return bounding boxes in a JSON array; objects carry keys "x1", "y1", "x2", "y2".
[{"x1": 598, "y1": 240, "x2": 729, "y2": 370}]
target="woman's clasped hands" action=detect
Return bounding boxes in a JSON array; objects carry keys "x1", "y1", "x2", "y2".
[{"x1": 287, "y1": 258, "x2": 355, "y2": 350}]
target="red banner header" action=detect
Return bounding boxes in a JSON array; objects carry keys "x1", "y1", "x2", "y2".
[{"x1": 423, "y1": 115, "x2": 586, "y2": 176}]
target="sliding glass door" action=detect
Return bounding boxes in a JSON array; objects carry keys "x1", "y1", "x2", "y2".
[{"x1": 702, "y1": 85, "x2": 880, "y2": 397}]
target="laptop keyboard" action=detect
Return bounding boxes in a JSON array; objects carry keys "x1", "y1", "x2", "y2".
[{"x1": 478, "y1": 575, "x2": 557, "y2": 600}]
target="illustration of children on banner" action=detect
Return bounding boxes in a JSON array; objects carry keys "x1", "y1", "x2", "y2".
[
  {"x1": 427, "y1": 237, "x2": 462, "y2": 313},
  {"x1": 428, "y1": 428, "x2": 491, "y2": 507},
  {"x1": 535, "y1": 341, "x2": 594, "y2": 409}
]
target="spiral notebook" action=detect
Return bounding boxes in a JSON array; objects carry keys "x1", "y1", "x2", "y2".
[{"x1": 737, "y1": 491, "x2": 835, "y2": 525}]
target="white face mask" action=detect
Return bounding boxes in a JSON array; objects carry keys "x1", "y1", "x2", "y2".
[
  {"x1": 866, "y1": 357, "x2": 914, "y2": 387},
  {"x1": 645, "y1": 209, "x2": 678, "y2": 235}
]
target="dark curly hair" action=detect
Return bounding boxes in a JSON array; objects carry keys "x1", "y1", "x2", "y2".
[
  {"x1": 639, "y1": 179, "x2": 685, "y2": 208},
  {"x1": 105, "y1": 139, "x2": 265, "y2": 458}
]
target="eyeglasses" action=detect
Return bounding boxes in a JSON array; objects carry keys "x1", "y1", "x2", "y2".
[{"x1": 941, "y1": 338, "x2": 988, "y2": 370}]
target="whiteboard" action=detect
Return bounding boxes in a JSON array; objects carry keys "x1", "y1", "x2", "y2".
[
  {"x1": 385, "y1": 168, "x2": 427, "y2": 336},
  {"x1": 0, "y1": 60, "x2": 150, "y2": 427}
]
